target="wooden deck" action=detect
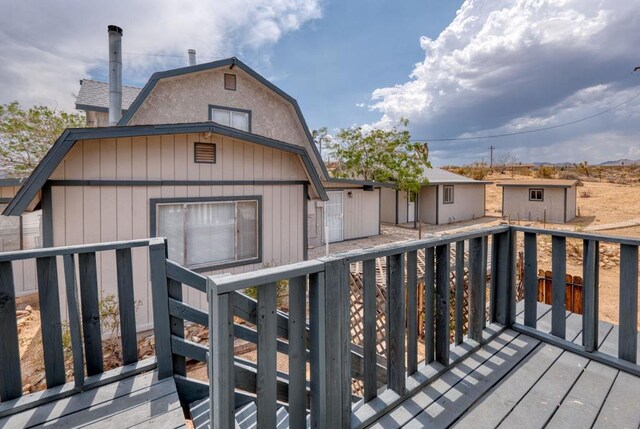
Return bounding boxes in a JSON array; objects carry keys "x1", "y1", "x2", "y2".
[
  {"x1": 0, "y1": 370, "x2": 186, "y2": 428},
  {"x1": 369, "y1": 304, "x2": 640, "y2": 429}
]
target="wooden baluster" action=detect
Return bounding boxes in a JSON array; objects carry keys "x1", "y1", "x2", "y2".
[
  {"x1": 0, "y1": 261, "x2": 22, "y2": 400},
  {"x1": 149, "y1": 239, "x2": 173, "y2": 380},
  {"x1": 582, "y1": 239, "x2": 599, "y2": 352},
  {"x1": 36, "y1": 256, "x2": 66, "y2": 387},
  {"x1": 454, "y1": 241, "x2": 465, "y2": 345},
  {"x1": 78, "y1": 252, "x2": 104, "y2": 376},
  {"x1": 551, "y1": 236, "x2": 567, "y2": 339},
  {"x1": 407, "y1": 250, "x2": 418, "y2": 375},
  {"x1": 435, "y1": 244, "x2": 450, "y2": 365},
  {"x1": 619, "y1": 244, "x2": 638, "y2": 363},
  {"x1": 363, "y1": 259, "x2": 377, "y2": 401},
  {"x1": 63, "y1": 255, "x2": 85, "y2": 387},
  {"x1": 116, "y1": 248, "x2": 138, "y2": 366},
  {"x1": 387, "y1": 253, "x2": 405, "y2": 394},
  {"x1": 524, "y1": 233, "x2": 538, "y2": 328},
  {"x1": 424, "y1": 247, "x2": 435, "y2": 363},
  {"x1": 468, "y1": 237, "x2": 484, "y2": 342}
]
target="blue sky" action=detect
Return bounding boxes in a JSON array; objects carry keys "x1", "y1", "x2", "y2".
[{"x1": 1, "y1": 0, "x2": 639, "y2": 165}]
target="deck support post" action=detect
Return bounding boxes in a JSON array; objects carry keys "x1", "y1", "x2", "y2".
[{"x1": 310, "y1": 259, "x2": 350, "y2": 428}]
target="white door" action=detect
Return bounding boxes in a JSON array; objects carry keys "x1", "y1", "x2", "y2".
[
  {"x1": 407, "y1": 201, "x2": 415, "y2": 223},
  {"x1": 324, "y1": 191, "x2": 343, "y2": 243}
]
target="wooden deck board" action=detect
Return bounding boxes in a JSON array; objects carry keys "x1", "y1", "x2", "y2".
[
  {"x1": 592, "y1": 371, "x2": 640, "y2": 428},
  {"x1": 0, "y1": 371, "x2": 185, "y2": 428}
]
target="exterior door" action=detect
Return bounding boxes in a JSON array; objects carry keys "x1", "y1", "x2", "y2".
[{"x1": 324, "y1": 191, "x2": 343, "y2": 243}]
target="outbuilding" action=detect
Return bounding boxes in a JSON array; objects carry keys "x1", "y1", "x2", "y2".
[
  {"x1": 381, "y1": 168, "x2": 490, "y2": 225},
  {"x1": 498, "y1": 180, "x2": 578, "y2": 223}
]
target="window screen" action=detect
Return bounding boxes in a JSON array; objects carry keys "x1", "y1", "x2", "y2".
[
  {"x1": 157, "y1": 199, "x2": 259, "y2": 269},
  {"x1": 443, "y1": 185, "x2": 454, "y2": 204},
  {"x1": 209, "y1": 107, "x2": 250, "y2": 132}
]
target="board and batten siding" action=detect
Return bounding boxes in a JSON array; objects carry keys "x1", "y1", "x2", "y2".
[
  {"x1": 502, "y1": 186, "x2": 568, "y2": 223},
  {"x1": 311, "y1": 184, "x2": 380, "y2": 243},
  {"x1": 45, "y1": 132, "x2": 306, "y2": 330},
  {"x1": 380, "y1": 187, "x2": 396, "y2": 223}
]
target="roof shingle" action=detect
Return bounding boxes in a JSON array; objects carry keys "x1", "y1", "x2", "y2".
[{"x1": 75, "y1": 79, "x2": 142, "y2": 112}]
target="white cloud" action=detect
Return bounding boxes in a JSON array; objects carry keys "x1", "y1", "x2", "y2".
[
  {"x1": 0, "y1": 0, "x2": 321, "y2": 110},
  {"x1": 368, "y1": 0, "x2": 640, "y2": 165}
]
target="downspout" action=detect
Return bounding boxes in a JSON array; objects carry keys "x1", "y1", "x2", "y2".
[{"x1": 108, "y1": 25, "x2": 123, "y2": 126}]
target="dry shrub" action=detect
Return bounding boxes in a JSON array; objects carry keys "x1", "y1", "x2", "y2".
[
  {"x1": 535, "y1": 166, "x2": 556, "y2": 179},
  {"x1": 580, "y1": 190, "x2": 591, "y2": 198}
]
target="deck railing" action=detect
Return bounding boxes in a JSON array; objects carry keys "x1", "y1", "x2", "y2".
[
  {"x1": 511, "y1": 226, "x2": 640, "y2": 374},
  {"x1": 0, "y1": 238, "x2": 157, "y2": 417},
  {"x1": 206, "y1": 224, "x2": 640, "y2": 428}
]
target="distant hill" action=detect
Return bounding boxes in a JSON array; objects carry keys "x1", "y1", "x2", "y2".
[{"x1": 532, "y1": 159, "x2": 640, "y2": 167}]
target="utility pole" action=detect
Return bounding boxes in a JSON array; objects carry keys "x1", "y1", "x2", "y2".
[{"x1": 489, "y1": 145, "x2": 495, "y2": 168}]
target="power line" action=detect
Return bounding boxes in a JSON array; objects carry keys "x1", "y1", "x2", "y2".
[{"x1": 411, "y1": 85, "x2": 640, "y2": 142}]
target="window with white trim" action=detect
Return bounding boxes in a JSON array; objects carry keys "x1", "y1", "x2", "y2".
[
  {"x1": 443, "y1": 185, "x2": 454, "y2": 204},
  {"x1": 529, "y1": 188, "x2": 544, "y2": 201},
  {"x1": 157, "y1": 199, "x2": 259, "y2": 269},
  {"x1": 210, "y1": 107, "x2": 250, "y2": 132}
]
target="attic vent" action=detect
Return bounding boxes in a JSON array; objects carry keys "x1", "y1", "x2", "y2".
[
  {"x1": 194, "y1": 142, "x2": 216, "y2": 163},
  {"x1": 224, "y1": 73, "x2": 236, "y2": 91}
]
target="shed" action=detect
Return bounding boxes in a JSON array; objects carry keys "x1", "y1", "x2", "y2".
[
  {"x1": 381, "y1": 168, "x2": 490, "y2": 225},
  {"x1": 498, "y1": 179, "x2": 578, "y2": 223}
]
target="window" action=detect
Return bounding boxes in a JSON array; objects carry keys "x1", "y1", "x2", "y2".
[
  {"x1": 194, "y1": 142, "x2": 216, "y2": 163},
  {"x1": 156, "y1": 198, "x2": 259, "y2": 269},
  {"x1": 224, "y1": 73, "x2": 236, "y2": 90},
  {"x1": 443, "y1": 185, "x2": 454, "y2": 204},
  {"x1": 209, "y1": 106, "x2": 250, "y2": 132},
  {"x1": 529, "y1": 188, "x2": 544, "y2": 201}
]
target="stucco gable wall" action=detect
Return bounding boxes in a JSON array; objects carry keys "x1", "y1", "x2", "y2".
[{"x1": 126, "y1": 68, "x2": 325, "y2": 175}]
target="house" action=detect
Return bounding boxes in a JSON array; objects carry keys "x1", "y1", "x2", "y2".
[
  {"x1": 381, "y1": 168, "x2": 489, "y2": 225},
  {"x1": 4, "y1": 51, "x2": 382, "y2": 327},
  {"x1": 498, "y1": 179, "x2": 578, "y2": 223}
]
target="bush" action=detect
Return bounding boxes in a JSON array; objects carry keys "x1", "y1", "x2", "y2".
[
  {"x1": 558, "y1": 171, "x2": 579, "y2": 180},
  {"x1": 535, "y1": 166, "x2": 556, "y2": 179},
  {"x1": 580, "y1": 190, "x2": 591, "y2": 198}
]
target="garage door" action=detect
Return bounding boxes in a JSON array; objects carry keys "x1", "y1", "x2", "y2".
[{"x1": 324, "y1": 191, "x2": 343, "y2": 243}]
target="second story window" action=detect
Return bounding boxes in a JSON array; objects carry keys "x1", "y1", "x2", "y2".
[{"x1": 209, "y1": 106, "x2": 251, "y2": 132}]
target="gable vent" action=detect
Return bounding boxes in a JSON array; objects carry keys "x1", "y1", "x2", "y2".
[{"x1": 194, "y1": 142, "x2": 216, "y2": 163}]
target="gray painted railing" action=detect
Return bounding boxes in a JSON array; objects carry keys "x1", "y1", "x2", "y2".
[
  {"x1": 207, "y1": 224, "x2": 640, "y2": 428},
  {"x1": 208, "y1": 225, "x2": 515, "y2": 428},
  {"x1": 511, "y1": 226, "x2": 640, "y2": 375},
  {"x1": 0, "y1": 238, "x2": 156, "y2": 417}
]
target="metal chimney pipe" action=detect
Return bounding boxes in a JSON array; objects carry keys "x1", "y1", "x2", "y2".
[
  {"x1": 188, "y1": 49, "x2": 196, "y2": 66},
  {"x1": 108, "y1": 25, "x2": 123, "y2": 126}
]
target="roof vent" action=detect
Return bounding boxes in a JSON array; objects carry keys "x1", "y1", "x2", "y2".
[{"x1": 188, "y1": 49, "x2": 196, "y2": 66}]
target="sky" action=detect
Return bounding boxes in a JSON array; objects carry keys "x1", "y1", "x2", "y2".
[{"x1": 1, "y1": 0, "x2": 639, "y2": 166}]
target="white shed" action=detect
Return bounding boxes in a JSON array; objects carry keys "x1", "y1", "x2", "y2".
[
  {"x1": 380, "y1": 168, "x2": 489, "y2": 225},
  {"x1": 498, "y1": 180, "x2": 578, "y2": 223}
]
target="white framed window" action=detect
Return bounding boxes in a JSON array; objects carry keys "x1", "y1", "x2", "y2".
[
  {"x1": 529, "y1": 188, "x2": 544, "y2": 201},
  {"x1": 443, "y1": 185, "x2": 454, "y2": 204},
  {"x1": 156, "y1": 198, "x2": 259, "y2": 270},
  {"x1": 209, "y1": 106, "x2": 250, "y2": 132}
]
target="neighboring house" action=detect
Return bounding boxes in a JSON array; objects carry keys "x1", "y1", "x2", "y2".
[
  {"x1": 5, "y1": 57, "x2": 381, "y2": 328},
  {"x1": 498, "y1": 180, "x2": 578, "y2": 223},
  {"x1": 381, "y1": 168, "x2": 490, "y2": 225}
]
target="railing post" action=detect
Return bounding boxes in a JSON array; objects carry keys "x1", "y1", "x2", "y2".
[
  {"x1": 387, "y1": 253, "x2": 405, "y2": 394},
  {"x1": 208, "y1": 278, "x2": 234, "y2": 429},
  {"x1": 551, "y1": 235, "x2": 567, "y2": 339},
  {"x1": 523, "y1": 232, "x2": 538, "y2": 328},
  {"x1": 619, "y1": 244, "x2": 638, "y2": 363},
  {"x1": 491, "y1": 231, "x2": 515, "y2": 326},
  {"x1": 310, "y1": 258, "x2": 350, "y2": 428},
  {"x1": 148, "y1": 238, "x2": 173, "y2": 380}
]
